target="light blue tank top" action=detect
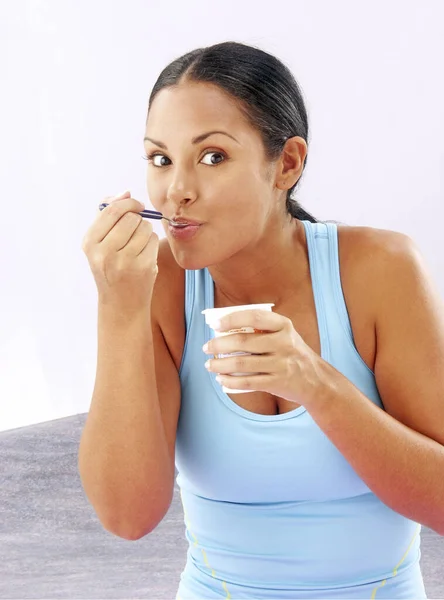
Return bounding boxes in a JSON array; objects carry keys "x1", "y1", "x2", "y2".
[{"x1": 175, "y1": 220, "x2": 426, "y2": 599}]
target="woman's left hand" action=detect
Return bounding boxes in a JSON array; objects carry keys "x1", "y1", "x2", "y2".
[{"x1": 203, "y1": 309, "x2": 326, "y2": 405}]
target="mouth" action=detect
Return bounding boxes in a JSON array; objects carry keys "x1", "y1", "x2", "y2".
[
  {"x1": 170, "y1": 217, "x2": 203, "y2": 227},
  {"x1": 170, "y1": 222, "x2": 189, "y2": 228},
  {"x1": 168, "y1": 218, "x2": 202, "y2": 240}
]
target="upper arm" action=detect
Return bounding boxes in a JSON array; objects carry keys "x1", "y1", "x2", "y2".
[
  {"x1": 150, "y1": 238, "x2": 184, "y2": 480},
  {"x1": 370, "y1": 230, "x2": 444, "y2": 446}
]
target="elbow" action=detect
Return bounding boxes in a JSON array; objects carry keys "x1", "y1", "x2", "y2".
[
  {"x1": 430, "y1": 507, "x2": 444, "y2": 537},
  {"x1": 436, "y1": 520, "x2": 444, "y2": 537},
  {"x1": 421, "y1": 511, "x2": 444, "y2": 538},
  {"x1": 103, "y1": 515, "x2": 157, "y2": 541},
  {"x1": 102, "y1": 494, "x2": 173, "y2": 541},
  {"x1": 109, "y1": 523, "x2": 153, "y2": 541},
  {"x1": 430, "y1": 524, "x2": 444, "y2": 538}
]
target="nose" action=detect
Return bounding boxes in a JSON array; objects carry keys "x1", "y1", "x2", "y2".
[
  {"x1": 167, "y1": 170, "x2": 198, "y2": 208},
  {"x1": 168, "y1": 193, "x2": 197, "y2": 210}
]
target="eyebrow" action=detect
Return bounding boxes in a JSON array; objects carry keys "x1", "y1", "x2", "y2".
[{"x1": 143, "y1": 130, "x2": 240, "y2": 150}]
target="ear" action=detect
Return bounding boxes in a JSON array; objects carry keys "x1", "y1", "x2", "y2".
[{"x1": 275, "y1": 136, "x2": 307, "y2": 191}]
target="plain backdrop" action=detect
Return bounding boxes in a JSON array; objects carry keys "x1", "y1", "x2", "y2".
[{"x1": 1, "y1": 0, "x2": 443, "y2": 432}]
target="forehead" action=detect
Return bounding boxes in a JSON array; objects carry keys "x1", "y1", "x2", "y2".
[{"x1": 146, "y1": 81, "x2": 254, "y2": 137}]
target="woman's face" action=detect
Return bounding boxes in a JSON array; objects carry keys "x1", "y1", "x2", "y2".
[{"x1": 144, "y1": 81, "x2": 282, "y2": 270}]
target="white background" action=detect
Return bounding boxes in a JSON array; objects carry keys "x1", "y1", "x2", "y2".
[{"x1": 1, "y1": 0, "x2": 443, "y2": 432}]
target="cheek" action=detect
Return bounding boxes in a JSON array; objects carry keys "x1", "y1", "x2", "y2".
[
  {"x1": 213, "y1": 210, "x2": 262, "y2": 247},
  {"x1": 146, "y1": 179, "x2": 164, "y2": 210}
]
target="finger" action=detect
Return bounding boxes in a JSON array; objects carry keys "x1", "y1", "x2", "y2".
[
  {"x1": 96, "y1": 191, "x2": 131, "y2": 214},
  {"x1": 110, "y1": 190, "x2": 131, "y2": 201},
  {"x1": 204, "y1": 330, "x2": 279, "y2": 357},
  {"x1": 120, "y1": 218, "x2": 156, "y2": 257},
  {"x1": 206, "y1": 352, "x2": 272, "y2": 375},
  {"x1": 214, "y1": 308, "x2": 282, "y2": 334},
  {"x1": 214, "y1": 373, "x2": 271, "y2": 392},
  {"x1": 87, "y1": 198, "x2": 145, "y2": 247},
  {"x1": 105, "y1": 190, "x2": 131, "y2": 204}
]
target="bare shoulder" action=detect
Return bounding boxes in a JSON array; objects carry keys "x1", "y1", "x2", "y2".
[
  {"x1": 337, "y1": 222, "x2": 413, "y2": 254},
  {"x1": 336, "y1": 223, "x2": 415, "y2": 282},
  {"x1": 150, "y1": 237, "x2": 185, "y2": 372}
]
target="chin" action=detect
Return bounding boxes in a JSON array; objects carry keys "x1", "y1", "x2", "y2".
[
  {"x1": 169, "y1": 246, "x2": 210, "y2": 271},
  {"x1": 167, "y1": 228, "x2": 245, "y2": 271},
  {"x1": 170, "y1": 242, "x2": 232, "y2": 271}
]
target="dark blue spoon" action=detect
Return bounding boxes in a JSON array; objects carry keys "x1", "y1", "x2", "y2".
[{"x1": 98, "y1": 203, "x2": 187, "y2": 227}]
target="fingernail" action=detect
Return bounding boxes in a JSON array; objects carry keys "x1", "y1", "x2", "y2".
[{"x1": 212, "y1": 319, "x2": 222, "y2": 331}]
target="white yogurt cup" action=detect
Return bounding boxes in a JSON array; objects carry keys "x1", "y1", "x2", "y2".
[{"x1": 202, "y1": 303, "x2": 275, "y2": 394}]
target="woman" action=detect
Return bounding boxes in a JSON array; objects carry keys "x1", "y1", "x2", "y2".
[{"x1": 80, "y1": 42, "x2": 444, "y2": 599}]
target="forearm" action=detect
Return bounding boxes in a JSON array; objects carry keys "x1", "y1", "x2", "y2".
[
  {"x1": 78, "y1": 304, "x2": 173, "y2": 537},
  {"x1": 304, "y1": 360, "x2": 444, "y2": 535}
]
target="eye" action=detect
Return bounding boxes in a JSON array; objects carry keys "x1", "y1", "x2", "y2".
[
  {"x1": 142, "y1": 150, "x2": 226, "y2": 167},
  {"x1": 200, "y1": 151, "x2": 226, "y2": 166},
  {"x1": 143, "y1": 153, "x2": 171, "y2": 167}
]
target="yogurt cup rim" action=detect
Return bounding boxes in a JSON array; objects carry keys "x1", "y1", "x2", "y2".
[{"x1": 202, "y1": 303, "x2": 275, "y2": 315}]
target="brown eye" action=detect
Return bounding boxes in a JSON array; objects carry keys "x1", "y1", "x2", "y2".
[
  {"x1": 143, "y1": 153, "x2": 171, "y2": 167},
  {"x1": 143, "y1": 150, "x2": 226, "y2": 167},
  {"x1": 201, "y1": 151, "x2": 226, "y2": 165}
]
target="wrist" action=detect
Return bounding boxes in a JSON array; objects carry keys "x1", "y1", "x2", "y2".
[
  {"x1": 301, "y1": 353, "x2": 338, "y2": 409},
  {"x1": 98, "y1": 297, "x2": 152, "y2": 326}
]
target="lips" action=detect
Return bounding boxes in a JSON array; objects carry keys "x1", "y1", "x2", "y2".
[
  {"x1": 171, "y1": 217, "x2": 203, "y2": 226},
  {"x1": 168, "y1": 220, "x2": 202, "y2": 240}
]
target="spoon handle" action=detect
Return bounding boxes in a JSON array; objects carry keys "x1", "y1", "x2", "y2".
[{"x1": 98, "y1": 203, "x2": 166, "y2": 221}]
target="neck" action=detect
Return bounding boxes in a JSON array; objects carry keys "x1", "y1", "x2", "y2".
[{"x1": 208, "y1": 218, "x2": 309, "y2": 309}]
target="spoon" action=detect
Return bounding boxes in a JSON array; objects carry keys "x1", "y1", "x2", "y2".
[{"x1": 98, "y1": 203, "x2": 188, "y2": 227}]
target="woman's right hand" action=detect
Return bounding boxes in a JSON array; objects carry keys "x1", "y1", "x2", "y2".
[{"x1": 82, "y1": 191, "x2": 159, "y2": 310}]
